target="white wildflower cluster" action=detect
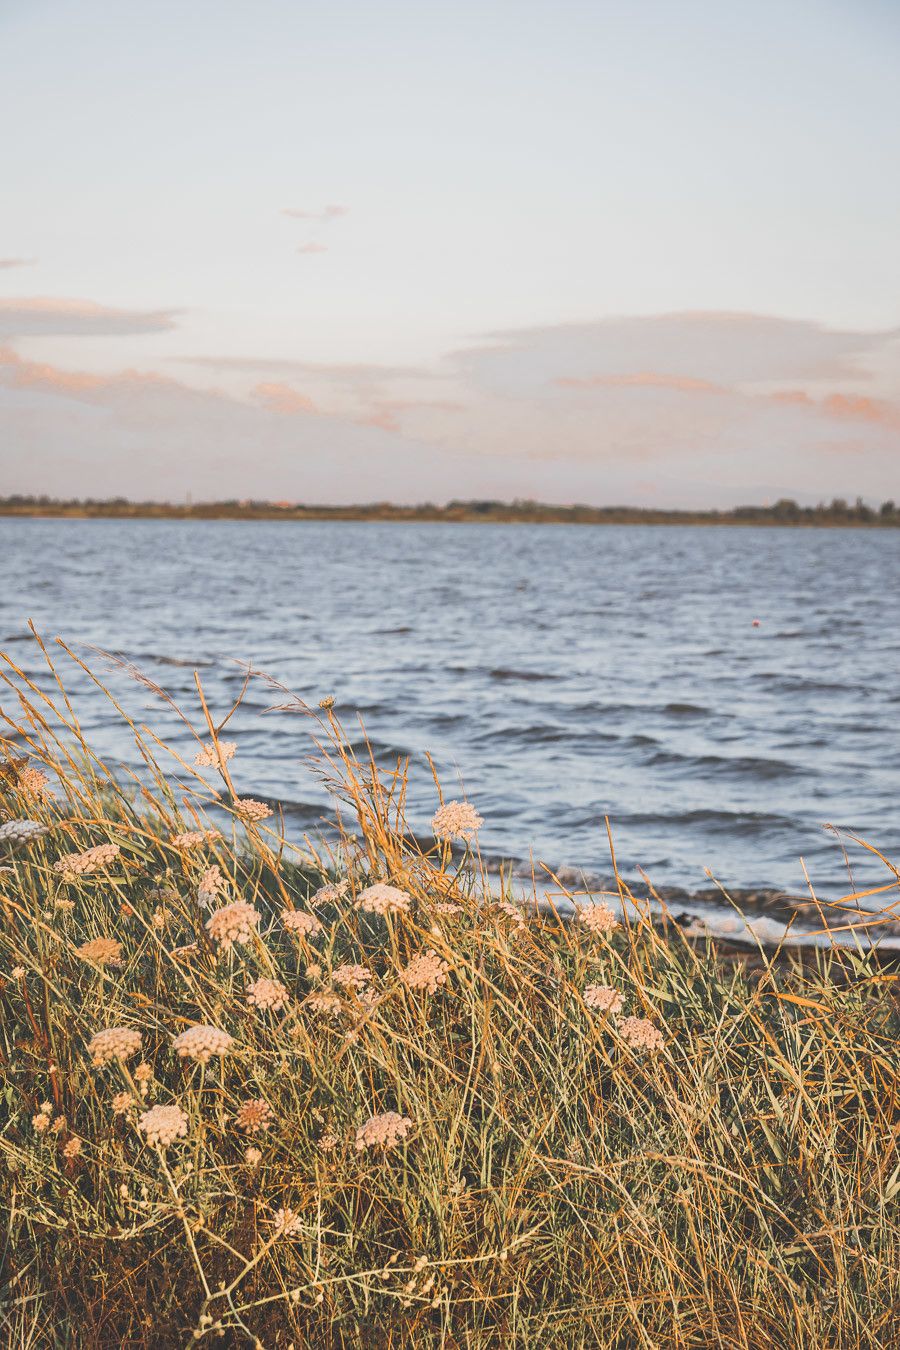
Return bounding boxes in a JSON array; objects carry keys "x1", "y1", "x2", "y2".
[
  {"x1": 618, "y1": 1016, "x2": 665, "y2": 1052},
  {"x1": 193, "y1": 740, "x2": 236, "y2": 768},
  {"x1": 171, "y1": 828, "x2": 221, "y2": 849},
  {"x1": 139, "y1": 1103, "x2": 189, "y2": 1148},
  {"x1": 331, "y1": 962, "x2": 371, "y2": 990},
  {"x1": 355, "y1": 1111, "x2": 413, "y2": 1152},
  {"x1": 576, "y1": 902, "x2": 618, "y2": 936},
  {"x1": 281, "y1": 908, "x2": 322, "y2": 937},
  {"x1": 271, "y1": 1206, "x2": 304, "y2": 1237},
  {"x1": 431, "y1": 800, "x2": 483, "y2": 843},
  {"x1": 303, "y1": 990, "x2": 343, "y2": 1018},
  {"x1": 205, "y1": 901, "x2": 260, "y2": 950},
  {"x1": 234, "y1": 798, "x2": 272, "y2": 823},
  {"x1": 88, "y1": 1026, "x2": 143, "y2": 1067},
  {"x1": 197, "y1": 864, "x2": 226, "y2": 909},
  {"x1": 400, "y1": 950, "x2": 449, "y2": 995},
  {"x1": 0, "y1": 819, "x2": 49, "y2": 844},
  {"x1": 234, "y1": 1099, "x2": 274, "y2": 1133},
  {"x1": 247, "y1": 977, "x2": 289, "y2": 1011},
  {"x1": 583, "y1": 984, "x2": 624, "y2": 1015},
  {"x1": 309, "y1": 881, "x2": 349, "y2": 907},
  {"x1": 173, "y1": 1024, "x2": 233, "y2": 1064},
  {"x1": 356, "y1": 883, "x2": 411, "y2": 916},
  {"x1": 53, "y1": 843, "x2": 120, "y2": 876}
]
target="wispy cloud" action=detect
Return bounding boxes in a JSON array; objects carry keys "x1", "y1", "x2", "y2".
[
  {"x1": 556, "y1": 371, "x2": 726, "y2": 394},
  {"x1": 296, "y1": 242, "x2": 328, "y2": 255},
  {"x1": 0, "y1": 258, "x2": 36, "y2": 270},
  {"x1": 281, "y1": 205, "x2": 349, "y2": 221},
  {"x1": 0, "y1": 297, "x2": 178, "y2": 338},
  {"x1": 253, "y1": 381, "x2": 318, "y2": 414}
]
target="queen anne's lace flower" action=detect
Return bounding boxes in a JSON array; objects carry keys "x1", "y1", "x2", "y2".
[
  {"x1": 281, "y1": 908, "x2": 321, "y2": 937},
  {"x1": 356, "y1": 883, "x2": 411, "y2": 916},
  {"x1": 618, "y1": 1016, "x2": 664, "y2": 1051},
  {"x1": 493, "y1": 900, "x2": 526, "y2": 925},
  {"x1": 245, "y1": 1145, "x2": 262, "y2": 1167},
  {"x1": 139, "y1": 1103, "x2": 189, "y2": 1148},
  {"x1": 318, "y1": 1128, "x2": 339, "y2": 1153},
  {"x1": 431, "y1": 901, "x2": 463, "y2": 916},
  {"x1": 431, "y1": 800, "x2": 483, "y2": 842},
  {"x1": 0, "y1": 819, "x2": 48, "y2": 844},
  {"x1": 173, "y1": 1024, "x2": 233, "y2": 1064},
  {"x1": 171, "y1": 828, "x2": 221, "y2": 849},
  {"x1": 576, "y1": 902, "x2": 618, "y2": 936},
  {"x1": 88, "y1": 1026, "x2": 142, "y2": 1066},
  {"x1": 355, "y1": 1111, "x2": 413, "y2": 1151},
  {"x1": 234, "y1": 798, "x2": 272, "y2": 823},
  {"x1": 15, "y1": 765, "x2": 54, "y2": 799},
  {"x1": 332, "y1": 962, "x2": 371, "y2": 990},
  {"x1": 303, "y1": 990, "x2": 343, "y2": 1017},
  {"x1": 271, "y1": 1206, "x2": 304, "y2": 1237},
  {"x1": 247, "y1": 977, "x2": 289, "y2": 1011},
  {"x1": 112, "y1": 1091, "x2": 133, "y2": 1116},
  {"x1": 583, "y1": 984, "x2": 624, "y2": 1015},
  {"x1": 53, "y1": 843, "x2": 120, "y2": 876},
  {"x1": 205, "y1": 901, "x2": 260, "y2": 949},
  {"x1": 197, "y1": 864, "x2": 226, "y2": 908},
  {"x1": 400, "y1": 950, "x2": 449, "y2": 995},
  {"x1": 63, "y1": 1136, "x2": 82, "y2": 1159},
  {"x1": 194, "y1": 740, "x2": 236, "y2": 768},
  {"x1": 310, "y1": 881, "x2": 349, "y2": 907},
  {"x1": 32, "y1": 1112, "x2": 50, "y2": 1133},
  {"x1": 235, "y1": 1098, "x2": 273, "y2": 1133},
  {"x1": 75, "y1": 937, "x2": 123, "y2": 966}
]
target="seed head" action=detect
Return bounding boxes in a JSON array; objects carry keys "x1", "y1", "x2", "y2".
[
  {"x1": 171, "y1": 828, "x2": 221, "y2": 849},
  {"x1": 271, "y1": 1206, "x2": 304, "y2": 1237},
  {"x1": 400, "y1": 950, "x2": 449, "y2": 995},
  {"x1": 75, "y1": 937, "x2": 123, "y2": 966},
  {"x1": 247, "y1": 977, "x2": 289, "y2": 1011},
  {"x1": 583, "y1": 984, "x2": 624, "y2": 1014},
  {"x1": 88, "y1": 1026, "x2": 142, "y2": 1066},
  {"x1": 139, "y1": 1103, "x2": 189, "y2": 1149},
  {"x1": 173, "y1": 1024, "x2": 233, "y2": 1064},
  {"x1": 576, "y1": 902, "x2": 618, "y2": 936},
  {"x1": 618, "y1": 1016, "x2": 664, "y2": 1052},
  {"x1": 234, "y1": 798, "x2": 272, "y2": 823},
  {"x1": 332, "y1": 962, "x2": 371, "y2": 990},
  {"x1": 355, "y1": 1111, "x2": 413, "y2": 1152},
  {"x1": 281, "y1": 908, "x2": 321, "y2": 937},
  {"x1": 303, "y1": 990, "x2": 342, "y2": 1018},
  {"x1": 431, "y1": 800, "x2": 483, "y2": 843},
  {"x1": 193, "y1": 741, "x2": 236, "y2": 768},
  {"x1": 0, "y1": 818, "x2": 48, "y2": 844},
  {"x1": 53, "y1": 843, "x2": 120, "y2": 876},
  {"x1": 235, "y1": 1098, "x2": 273, "y2": 1134}
]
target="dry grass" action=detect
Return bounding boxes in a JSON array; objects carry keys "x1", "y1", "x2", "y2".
[{"x1": 1, "y1": 638, "x2": 899, "y2": 1348}]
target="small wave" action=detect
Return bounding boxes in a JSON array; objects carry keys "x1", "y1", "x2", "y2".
[{"x1": 488, "y1": 667, "x2": 560, "y2": 682}]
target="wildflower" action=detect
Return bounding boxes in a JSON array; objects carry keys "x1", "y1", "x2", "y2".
[
  {"x1": 493, "y1": 900, "x2": 525, "y2": 925},
  {"x1": 583, "y1": 984, "x2": 624, "y2": 1015},
  {"x1": 318, "y1": 1128, "x2": 339, "y2": 1153},
  {"x1": 319, "y1": 694, "x2": 335, "y2": 710},
  {"x1": 205, "y1": 900, "x2": 260, "y2": 950},
  {"x1": 303, "y1": 991, "x2": 342, "y2": 1018},
  {"x1": 281, "y1": 908, "x2": 321, "y2": 937},
  {"x1": 63, "y1": 1137, "x2": 82, "y2": 1159},
  {"x1": 332, "y1": 962, "x2": 371, "y2": 991},
  {"x1": 75, "y1": 937, "x2": 123, "y2": 966},
  {"x1": 39, "y1": 1101, "x2": 53, "y2": 1115},
  {"x1": 139, "y1": 1103, "x2": 189, "y2": 1149},
  {"x1": 53, "y1": 843, "x2": 120, "y2": 876},
  {"x1": 235, "y1": 1098, "x2": 273, "y2": 1133},
  {"x1": 171, "y1": 828, "x2": 221, "y2": 849},
  {"x1": 16, "y1": 765, "x2": 54, "y2": 799},
  {"x1": 134, "y1": 1061, "x2": 153, "y2": 1084},
  {"x1": 234, "y1": 798, "x2": 272, "y2": 823},
  {"x1": 10, "y1": 965, "x2": 25, "y2": 979},
  {"x1": 197, "y1": 864, "x2": 226, "y2": 908},
  {"x1": 151, "y1": 906, "x2": 168, "y2": 930},
  {"x1": 54, "y1": 897, "x2": 75, "y2": 912},
  {"x1": 618, "y1": 1016, "x2": 664, "y2": 1052},
  {"x1": 271, "y1": 1207, "x2": 304, "y2": 1237},
  {"x1": 193, "y1": 740, "x2": 236, "y2": 768},
  {"x1": 355, "y1": 1111, "x2": 413, "y2": 1152},
  {"x1": 576, "y1": 902, "x2": 618, "y2": 936},
  {"x1": 51, "y1": 1116, "x2": 67, "y2": 1133},
  {"x1": 0, "y1": 818, "x2": 48, "y2": 844},
  {"x1": 305, "y1": 962, "x2": 323, "y2": 980},
  {"x1": 356, "y1": 883, "x2": 411, "y2": 916},
  {"x1": 431, "y1": 901, "x2": 463, "y2": 916},
  {"x1": 431, "y1": 800, "x2": 483, "y2": 843},
  {"x1": 112, "y1": 1092, "x2": 133, "y2": 1116},
  {"x1": 173, "y1": 1024, "x2": 233, "y2": 1065},
  {"x1": 245, "y1": 1146, "x2": 263, "y2": 1167},
  {"x1": 309, "y1": 881, "x2": 349, "y2": 907},
  {"x1": 88, "y1": 1026, "x2": 142, "y2": 1066},
  {"x1": 247, "y1": 977, "x2": 289, "y2": 1011},
  {"x1": 32, "y1": 1112, "x2": 50, "y2": 1133},
  {"x1": 400, "y1": 950, "x2": 449, "y2": 995}
]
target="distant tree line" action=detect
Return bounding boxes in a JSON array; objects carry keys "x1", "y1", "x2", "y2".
[{"x1": 0, "y1": 494, "x2": 897, "y2": 526}]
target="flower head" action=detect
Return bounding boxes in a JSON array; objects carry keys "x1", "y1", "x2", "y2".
[
  {"x1": 400, "y1": 950, "x2": 449, "y2": 995},
  {"x1": 281, "y1": 908, "x2": 321, "y2": 937},
  {"x1": 245, "y1": 1145, "x2": 262, "y2": 1167},
  {"x1": 235, "y1": 1098, "x2": 273, "y2": 1134},
  {"x1": 303, "y1": 990, "x2": 343, "y2": 1018},
  {"x1": 0, "y1": 819, "x2": 49, "y2": 845},
  {"x1": 88, "y1": 1026, "x2": 142, "y2": 1066},
  {"x1": 32, "y1": 1112, "x2": 50, "y2": 1133},
  {"x1": 247, "y1": 977, "x2": 289, "y2": 1011},
  {"x1": 75, "y1": 937, "x2": 122, "y2": 966},
  {"x1": 15, "y1": 765, "x2": 54, "y2": 799},
  {"x1": 139, "y1": 1103, "x2": 189, "y2": 1149},
  {"x1": 235, "y1": 798, "x2": 272, "y2": 823},
  {"x1": 173, "y1": 1024, "x2": 233, "y2": 1064},
  {"x1": 309, "y1": 881, "x2": 349, "y2": 907},
  {"x1": 193, "y1": 740, "x2": 236, "y2": 768},
  {"x1": 62, "y1": 1136, "x2": 82, "y2": 1159},
  {"x1": 355, "y1": 1111, "x2": 413, "y2": 1152},
  {"x1": 53, "y1": 843, "x2": 120, "y2": 876},
  {"x1": 576, "y1": 902, "x2": 618, "y2": 936},
  {"x1": 271, "y1": 1206, "x2": 304, "y2": 1237},
  {"x1": 112, "y1": 1091, "x2": 133, "y2": 1116},
  {"x1": 197, "y1": 864, "x2": 226, "y2": 908},
  {"x1": 431, "y1": 800, "x2": 483, "y2": 843},
  {"x1": 318, "y1": 1128, "x2": 339, "y2": 1153},
  {"x1": 205, "y1": 900, "x2": 260, "y2": 950},
  {"x1": 493, "y1": 900, "x2": 526, "y2": 925},
  {"x1": 356, "y1": 883, "x2": 411, "y2": 917},
  {"x1": 332, "y1": 962, "x2": 371, "y2": 990},
  {"x1": 583, "y1": 984, "x2": 624, "y2": 1015},
  {"x1": 171, "y1": 828, "x2": 221, "y2": 849},
  {"x1": 618, "y1": 1016, "x2": 664, "y2": 1052}
]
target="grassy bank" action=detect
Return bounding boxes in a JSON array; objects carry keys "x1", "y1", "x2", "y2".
[{"x1": 1, "y1": 641, "x2": 899, "y2": 1347}]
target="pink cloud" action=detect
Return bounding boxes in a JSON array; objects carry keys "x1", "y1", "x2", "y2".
[
  {"x1": 0, "y1": 346, "x2": 167, "y2": 397},
  {"x1": 0, "y1": 257, "x2": 36, "y2": 270},
  {"x1": 253, "y1": 381, "x2": 319, "y2": 415},
  {"x1": 771, "y1": 388, "x2": 900, "y2": 428},
  {"x1": 296, "y1": 242, "x2": 328, "y2": 255},
  {"x1": 282, "y1": 205, "x2": 349, "y2": 221},
  {"x1": 556, "y1": 371, "x2": 727, "y2": 394}
]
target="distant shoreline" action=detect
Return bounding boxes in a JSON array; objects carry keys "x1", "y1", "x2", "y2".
[{"x1": 2, "y1": 496, "x2": 898, "y2": 528}]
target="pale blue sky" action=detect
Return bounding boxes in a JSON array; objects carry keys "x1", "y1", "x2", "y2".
[{"x1": 1, "y1": 0, "x2": 898, "y2": 504}]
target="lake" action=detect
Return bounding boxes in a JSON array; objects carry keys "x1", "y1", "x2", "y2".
[{"x1": 2, "y1": 518, "x2": 898, "y2": 902}]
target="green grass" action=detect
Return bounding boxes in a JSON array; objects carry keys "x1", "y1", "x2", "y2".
[{"x1": 1, "y1": 639, "x2": 899, "y2": 1348}]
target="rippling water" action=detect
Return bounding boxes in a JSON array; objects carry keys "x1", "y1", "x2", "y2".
[{"x1": 3, "y1": 518, "x2": 898, "y2": 898}]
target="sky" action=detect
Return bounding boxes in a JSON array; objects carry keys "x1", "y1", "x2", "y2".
[{"x1": 1, "y1": 0, "x2": 899, "y2": 507}]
